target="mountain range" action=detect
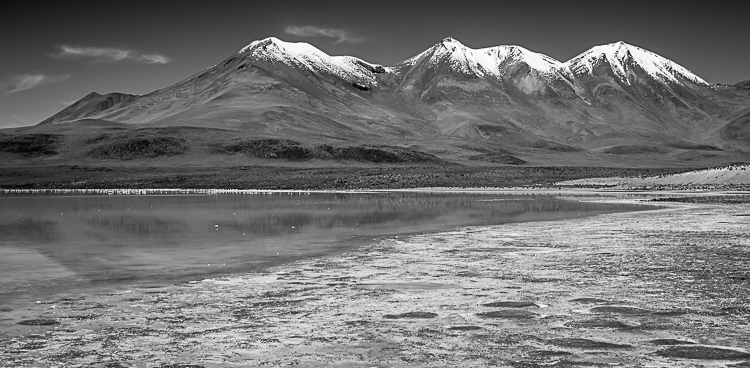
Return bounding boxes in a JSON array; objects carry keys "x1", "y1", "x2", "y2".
[{"x1": 8, "y1": 37, "x2": 750, "y2": 167}]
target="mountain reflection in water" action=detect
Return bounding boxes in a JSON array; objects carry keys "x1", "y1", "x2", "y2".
[{"x1": 0, "y1": 192, "x2": 647, "y2": 303}]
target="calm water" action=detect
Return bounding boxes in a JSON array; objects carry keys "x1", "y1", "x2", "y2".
[{"x1": 0, "y1": 192, "x2": 648, "y2": 305}]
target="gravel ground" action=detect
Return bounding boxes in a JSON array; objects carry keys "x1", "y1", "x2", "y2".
[{"x1": 1, "y1": 196, "x2": 749, "y2": 367}]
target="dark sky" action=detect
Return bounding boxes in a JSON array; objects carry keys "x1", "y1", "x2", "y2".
[{"x1": 1, "y1": 0, "x2": 747, "y2": 128}]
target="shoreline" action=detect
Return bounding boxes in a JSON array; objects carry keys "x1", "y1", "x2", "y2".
[
  {"x1": 0, "y1": 165, "x2": 711, "y2": 191},
  {"x1": 3, "y1": 186, "x2": 749, "y2": 196},
  {"x1": 1, "y1": 195, "x2": 749, "y2": 366}
]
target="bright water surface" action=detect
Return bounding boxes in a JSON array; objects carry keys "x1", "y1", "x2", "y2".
[{"x1": 0, "y1": 192, "x2": 649, "y2": 305}]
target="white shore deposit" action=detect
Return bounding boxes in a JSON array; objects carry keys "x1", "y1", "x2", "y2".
[
  {"x1": 557, "y1": 164, "x2": 750, "y2": 188},
  {"x1": 1, "y1": 196, "x2": 749, "y2": 367}
]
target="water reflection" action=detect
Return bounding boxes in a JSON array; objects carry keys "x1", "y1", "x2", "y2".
[{"x1": 0, "y1": 193, "x2": 648, "y2": 303}]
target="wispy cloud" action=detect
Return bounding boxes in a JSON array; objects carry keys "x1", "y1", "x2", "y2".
[
  {"x1": 52, "y1": 45, "x2": 171, "y2": 64},
  {"x1": 285, "y1": 25, "x2": 365, "y2": 43},
  {"x1": 141, "y1": 54, "x2": 170, "y2": 64},
  {"x1": 2, "y1": 74, "x2": 70, "y2": 95}
]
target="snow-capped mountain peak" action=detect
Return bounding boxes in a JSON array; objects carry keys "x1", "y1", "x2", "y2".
[
  {"x1": 238, "y1": 37, "x2": 385, "y2": 86},
  {"x1": 239, "y1": 37, "x2": 336, "y2": 59},
  {"x1": 402, "y1": 37, "x2": 566, "y2": 80},
  {"x1": 440, "y1": 37, "x2": 465, "y2": 48},
  {"x1": 566, "y1": 41, "x2": 707, "y2": 85},
  {"x1": 232, "y1": 37, "x2": 707, "y2": 94},
  {"x1": 489, "y1": 45, "x2": 565, "y2": 76}
]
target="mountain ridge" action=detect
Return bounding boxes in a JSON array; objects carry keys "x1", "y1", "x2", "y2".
[{"x1": 23, "y1": 37, "x2": 750, "y2": 167}]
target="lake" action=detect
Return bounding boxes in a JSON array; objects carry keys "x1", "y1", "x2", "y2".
[{"x1": 0, "y1": 192, "x2": 648, "y2": 306}]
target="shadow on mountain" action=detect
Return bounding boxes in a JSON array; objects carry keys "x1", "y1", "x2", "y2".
[
  {"x1": 720, "y1": 110, "x2": 750, "y2": 142},
  {"x1": 669, "y1": 142, "x2": 723, "y2": 151},
  {"x1": 474, "y1": 124, "x2": 583, "y2": 152},
  {"x1": 675, "y1": 151, "x2": 722, "y2": 161}
]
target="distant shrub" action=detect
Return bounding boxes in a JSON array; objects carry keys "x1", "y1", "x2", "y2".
[
  {"x1": 467, "y1": 153, "x2": 527, "y2": 165},
  {"x1": 217, "y1": 139, "x2": 438, "y2": 163},
  {"x1": 218, "y1": 139, "x2": 313, "y2": 160},
  {"x1": 87, "y1": 136, "x2": 188, "y2": 160},
  {"x1": 0, "y1": 134, "x2": 61, "y2": 156},
  {"x1": 602, "y1": 145, "x2": 671, "y2": 154}
]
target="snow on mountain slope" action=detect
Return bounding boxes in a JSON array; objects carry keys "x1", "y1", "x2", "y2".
[
  {"x1": 401, "y1": 37, "x2": 568, "y2": 79},
  {"x1": 566, "y1": 41, "x2": 707, "y2": 85},
  {"x1": 239, "y1": 37, "x2": 387, "y2": 87},
  {"x1": 492, "y1": 45, "x2": 567, "y2": 77},
  {"x1": 395, "y1": 37, "x2": 591, "y2": 97}
]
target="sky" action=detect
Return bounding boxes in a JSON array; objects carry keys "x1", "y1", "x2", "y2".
[{"x1": 1, "y1": 0, "x2": 747, "y2": 128}]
